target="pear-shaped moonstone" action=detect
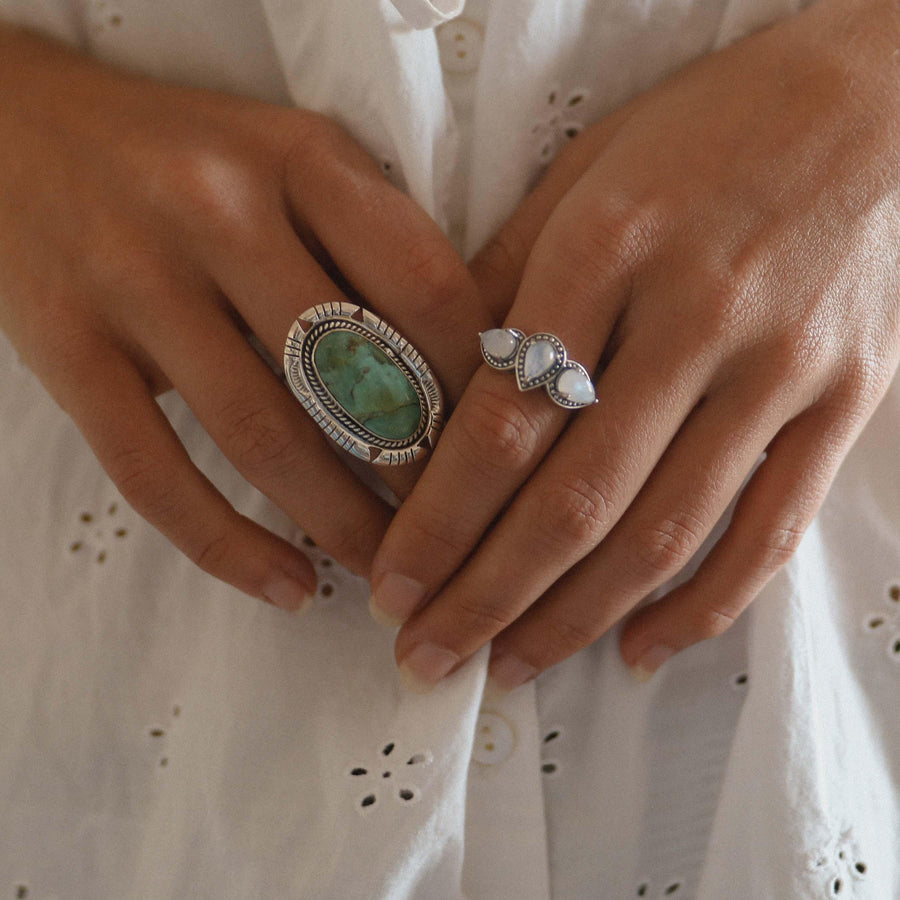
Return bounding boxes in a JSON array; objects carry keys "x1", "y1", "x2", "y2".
[
  {"x1": 556, "y1": 367, "x2": 596, "y2": 405},
  {"x1": 523, "y1": 340, "x2": 557, "y2": 381},
  {"x1": 313, "y1": 330, "x2": 421, "y2": 440},
  {"x1": 481, "y1": 328, "x2": 518, "y2": 361}
]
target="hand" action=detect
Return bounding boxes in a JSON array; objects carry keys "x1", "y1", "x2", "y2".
[
  {"x1": 369, "y1": 0, "x2": 900, "y2": 690},
  {"x1": 0, "y1": 25, "x2": 493, "y2": 609}
]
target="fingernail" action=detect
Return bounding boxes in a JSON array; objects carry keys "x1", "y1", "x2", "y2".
[
  {"x1": 262, "y1": 573, "x2": 314, "y2": 613},
  {"x1": 368, "y1": 594, "x2": 403, "y2": 629},
  {"x1": 370, "y1": 573, "x2": 426, "y2": 628},
  {"x1": 630, "y1": 645, "x2": 675, "y2": 682},
  {"x1": 399, "y1": 642, "x2": 460, "y2": 693},
  {"x1": 486, "y1": 653, "x2": 538, "y2": 696}
]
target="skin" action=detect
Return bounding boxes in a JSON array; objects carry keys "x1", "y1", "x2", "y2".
[
  {"x1": 0, "y1": 24, "x2": 495, "y2": 611},
  {"x1": 1, "y1": 3, "x2": 897, "y2": 687},
  {"x1": 370, "y1": 0, "x2": 900, "y2": 690}
]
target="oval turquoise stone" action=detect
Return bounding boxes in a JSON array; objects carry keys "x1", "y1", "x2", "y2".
[{"x1": 313, "y1": 329, "x2": 422, "y2": 441}]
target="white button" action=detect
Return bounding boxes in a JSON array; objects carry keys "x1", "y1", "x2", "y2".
[
  {"x1": 472, "y1": 712, "x2": 515, "y2": 765},
  {"x1": 436, "y1": 17, "x2": 484, "y2": 75}
]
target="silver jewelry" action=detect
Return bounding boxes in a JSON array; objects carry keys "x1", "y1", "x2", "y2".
[
  {"x1": 284, "y1": 303, "x2": 443, "y2": 465},
  {"x1": 479, "y1": 328, "x2": 597, "y2": 409}
]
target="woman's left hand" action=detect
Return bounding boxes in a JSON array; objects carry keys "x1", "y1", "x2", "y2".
[{"x1": 369, "y1": 0, "x2": 900, "y2": 691}]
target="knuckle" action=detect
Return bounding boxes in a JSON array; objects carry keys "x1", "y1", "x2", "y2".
[
  {"x1": 750, "y1": 521, "x2": 806, "y2": 574},
  {"x1": 399, "y1": 235, "x2": 472, "y2": 312},
  {"x1": 106, "y1": 445, "x2": 180, "y2": 522},
  {"x1": 699, "y1": 277, "x2": 747, "y2": 346},
  {"x1": 217, "y1": 402, "x2": 298, "y2": 479},
  {"x1": 281, "y1": 112, "x2": 388, "y2": 192},
  {"x1": 763, "y1": 327, "x2": 824, "y2": 384},
  {"x1": 161, "y1": 152, "x2": 265, "y2": 245},
  {"x1": 281, "y1": 111, "x2": 344, "y2": 171},
  {"x1": 402, "y1": 502, "x2": 475, "y2": 570},
  {"x1": 193, "y1": 530, "x2": 234, "y2": 575},
  {"x1": 540, "y1": 476, "x2": 615, "y2": 550},
  {"x1": 675, "y1": 268, "x2": 751, "y2": 358},
  {"x1": 569, "y1": 198, "x2": 658, "y2": 279},
  {"x1": 836, "y1": 353, "x2": 892, "y2": 409},
  {"x1": 632, "y1": 510, "x2": 705, "y2": 579},
  {"x1": 540, "y1": 615, "x2": 600, "y2": 661},
  {"x1": 453, "y1": 390, "x2": 541, "y2": 474},
  {"x1": 471, "y1": 219, "x2": 530, "y2": 286},
  {"x1": 453, "y1": 595, "x2": 517, "y2": 636},
  {"x1": 35, "y1": 326, "x2": 106, "y2": 407},
  {"x1": 690, "y1": 600, "x2": 739, "y2": 642}
]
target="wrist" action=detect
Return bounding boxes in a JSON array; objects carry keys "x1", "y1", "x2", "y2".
[
  {"x1": 785, "y1": 0, "x2": 900, "y2": 189},
  {"x1": 806, "y1": 0, "x2": 900, "y2": 105}
]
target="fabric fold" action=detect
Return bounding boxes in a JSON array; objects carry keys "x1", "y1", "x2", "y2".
[{"x1": 391, "y1": 0, "x2": 465, "y2": 30}]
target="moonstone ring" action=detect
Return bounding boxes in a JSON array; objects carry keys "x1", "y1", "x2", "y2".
[
  {"x1": 479, "y1": 328, "x2": 598, "y2": 409},
  {"x1": 284, "y1": 303, "x2": 443, "y2": 465}
]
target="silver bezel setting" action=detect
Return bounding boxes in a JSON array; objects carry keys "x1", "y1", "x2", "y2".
[
  {"x1": 515, "y1": 332, "x2": 567, "y2": 391},
  {"x1": 479, "y1": 328, "x2": 525, "y2": 370},
  {"x1": 284, "y1": 302, "x2": 443, "y2": 466},
  {"x1": 546, "y1": 361, "x2": 597, "y2": 409}
]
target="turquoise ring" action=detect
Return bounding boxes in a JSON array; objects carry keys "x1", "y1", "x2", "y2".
[{"x1": 284, "y1": 303, "x2": 443, "y2": 466}]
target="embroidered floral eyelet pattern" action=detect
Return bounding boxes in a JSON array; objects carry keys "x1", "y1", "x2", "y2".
[
  {"x1": 348, "y1": 742, "x2": 433, "y2": 813},
  {"x1": 636, "y1": 878, "x2": 684, "y2": 896},
  {"x1": 67, "y1": 501, "x2": 131, "y2": 565},
  {"x1": 378, "y1": 157, "x2": 406, "y2": 192},
  {"x1": 148, "y1": 705, "x2": 181, "y2": 770},
  {"x1": 808, "y1": 829, "x2": 867, "y2": 895},
  {"x1": 531, "y1": 85, "x2": 591, "y2": 165},
  {"x1": 862, "y1": 581, "x2": 900, "y2": 661},
  {"x1": 540, "y1": 726, "x2": 563, "y2": 776}
]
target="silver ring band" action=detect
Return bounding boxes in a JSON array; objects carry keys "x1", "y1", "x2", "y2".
[
  {"x1": 479, "y1": 328, "x2": 597, "y2": 409},
  {"x1": 285, "y1": 303, "x2": 443, "y2": 465}
]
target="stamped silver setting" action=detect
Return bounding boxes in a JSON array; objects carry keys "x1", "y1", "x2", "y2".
[
  {"x1": 284, "y1": 302, "x2": 443, "y2": 466},
  {"x1": 480, "y1": 328, "x2": 597, "y2": 409}
]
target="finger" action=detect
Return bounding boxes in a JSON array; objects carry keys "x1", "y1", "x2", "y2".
[
  {"x1": 58, "y1": 338, "x2": 318, "y2": 610},
  {"x1": 390, "y1": 328, "x2": 718, "y2": 690},
  {"x1": 479, "y1": 373, "x2": 796, "y2": 690},
  {"x1": 201, "y1": 214, "x2": 345, "y2": 363},
  {"x1": 617, "y1": 405, "x2": 852, "y2": 680},
  {"x1": 282, "y1": 118, "x2": 495, "y2": 402},
  {"x1": 369, "y1": 173, "x2": 650, "y2": 626},
  {"x1": 133, "y1": 286, "x2": 394, "y2": 577},
  {"x1": 196, "y1": 209, "x2": 427, "y2": 500}
]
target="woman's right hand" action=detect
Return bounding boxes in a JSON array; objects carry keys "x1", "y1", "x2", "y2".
[{"x1": 0, "y1": 25, "x2": 492, "y2": 610}]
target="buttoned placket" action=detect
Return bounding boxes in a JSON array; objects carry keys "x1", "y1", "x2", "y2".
[
  {"x1": 431, "y1": 0, "x2": 488, "y2": 253},
  {"x1": 464, "y1": 681, "x2": 552, "y2": 899}
]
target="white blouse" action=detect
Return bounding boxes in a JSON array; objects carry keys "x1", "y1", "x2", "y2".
[{"x1": 0, "y1": 0, "x2": 897, "y2": 897}]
